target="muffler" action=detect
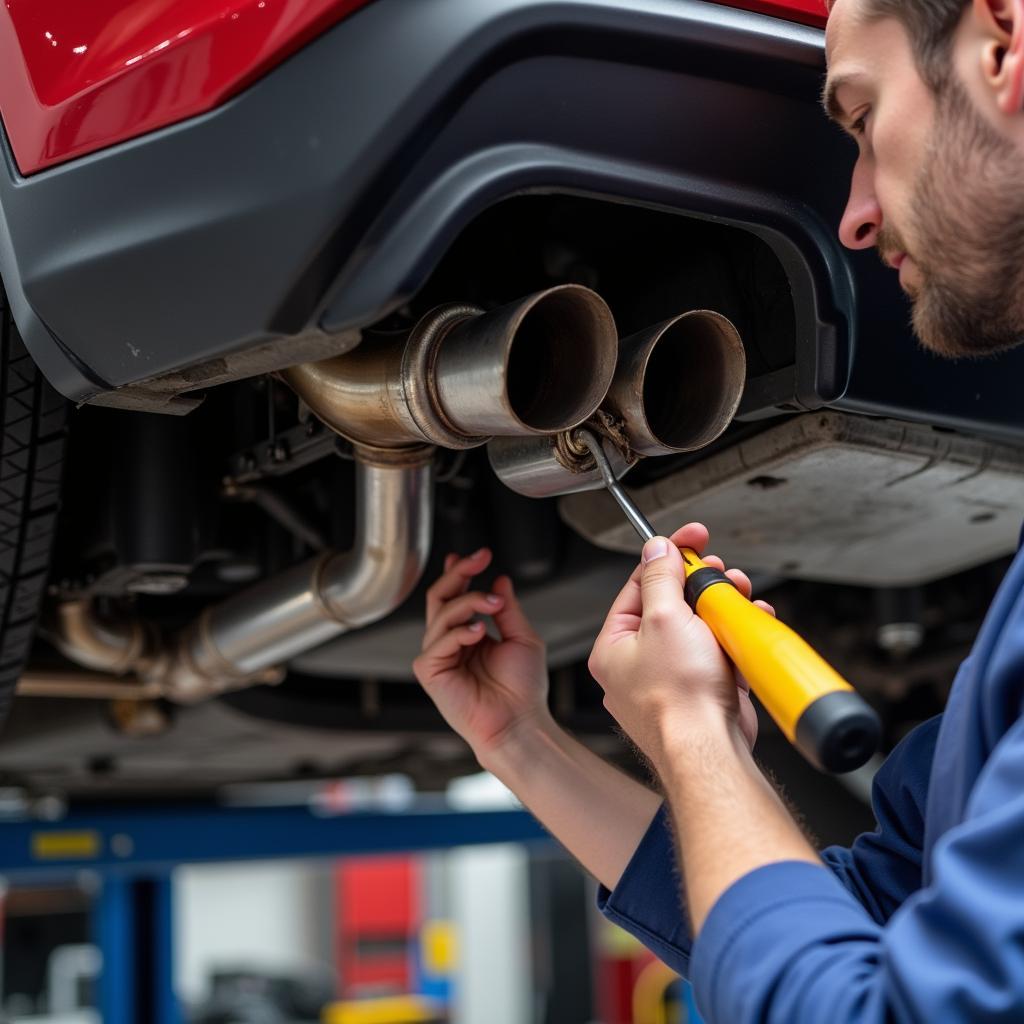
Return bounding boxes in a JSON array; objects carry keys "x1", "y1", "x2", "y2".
[
  {"x1": 489, "y1": 310, "x2": 747, "y2": 498},
  {"x1": 281, "y1": 285, "x2": 619, "y2": 450}
]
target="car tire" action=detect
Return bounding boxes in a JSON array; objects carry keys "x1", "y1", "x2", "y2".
[{"x1": 0, "y1": 287, "x2": 68, "y2": 728}]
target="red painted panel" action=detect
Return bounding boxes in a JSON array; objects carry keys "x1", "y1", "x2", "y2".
[
  {"x1": 713, "y1": 0, "x2": 828, "y2": 28},
  {"x1": 0, "y1": 0, "x2": 376, "y2": 174},
  {"x1": 0, "y1": 0, "x2": 826, "y2": 176},
  {"x1": 336, "y1": 857, "x2": 418, "y2": 996}
]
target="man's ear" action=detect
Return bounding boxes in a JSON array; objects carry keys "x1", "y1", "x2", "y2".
[{"x1": 973, "y1": 0, "x2": 1024, "y2": 113}]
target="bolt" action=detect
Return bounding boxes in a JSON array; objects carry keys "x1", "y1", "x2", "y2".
[{"x1": 877, "y1": 622, "x2": 925, "y2": 657}]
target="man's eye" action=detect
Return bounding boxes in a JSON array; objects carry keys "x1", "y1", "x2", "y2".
[{"x1": 850, "y1": 111, "x2": 869, "y2": 136}]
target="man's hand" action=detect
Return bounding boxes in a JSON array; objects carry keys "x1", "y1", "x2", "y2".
[
  {"x1": 590, "y1": 522, "x2": 818, "y2": 931},
  {"x1": 413, "y1": 548, "x2": 551, "y2": 764},
  {"x1": 588, "y1": 523, "x2": 771, "y2": 771},
  {"x1": 413, "y1": 547, "x2": 663, "y2": 890}
]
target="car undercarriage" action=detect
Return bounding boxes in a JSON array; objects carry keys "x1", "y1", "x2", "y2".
[{"x1": 1, "y1": 1, "x2": 1023, "y2": 830}]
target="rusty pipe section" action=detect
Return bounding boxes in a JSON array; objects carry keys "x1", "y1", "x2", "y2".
[
  {"x1": 488, "y1": 310, "x2": 747, "y2": 498},
  {"x1": 48, "y1": 450, "x2": 434, "y2": 703},
  {"x1": 18, "y1": 671, "x2": 165, "y2": 701},
  {"x1": 280, "y1": 286, "x2": 618, "y2": 451}
]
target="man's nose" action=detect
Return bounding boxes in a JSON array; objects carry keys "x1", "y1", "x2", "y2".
[{"x1": 838, "y1": 159, "x2": 882, "y2": 251}]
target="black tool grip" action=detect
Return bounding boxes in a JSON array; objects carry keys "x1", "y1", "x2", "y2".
[{"x1": 794, "y1": 691, "x2": 882, "y2": 774}]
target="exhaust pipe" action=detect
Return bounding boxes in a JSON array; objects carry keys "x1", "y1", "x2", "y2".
[
  {"x1": 281, "y1": 285, "x2": 619, "y2": 450},
  {"x1": 489, "y1": 310, "x2": 747, "y2": 498},
  {"x1": 163, "y1": 448, "x2": 434, "y2": 701},
  {"x1": 603, "y1": 310, "x2": 746, "y2": 457},
  {"x1": 48, "y1": 448, "x2": 434, "y2": 702},
  {"x1": 46, "y1": 287, "x2": 618, "y2": 703}
]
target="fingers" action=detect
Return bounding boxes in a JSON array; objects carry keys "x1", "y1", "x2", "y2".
[
  {"x1": 600, "y1": 527, "x2": 709, "y2": 637},
  {"x1": 426, "y1": 548, "x2": 493, "y2": 623},
  {"x1": 639, "y1": 537, "x2": 691, "y2": 629},
  {"x1": 725, "y1": 567, "x2": 752, "y2": 599},
  {"x1": 600, "y1": 560, "x2": 646, "y2": 636},
  {"x1": 422, "y1": 590, "x2": 504, "y2": 650},
  {"x1": 490, "y1": 576, "x2": 541, "y2": 644},
  {"x1": 668, "y1": 522, "x2": 710, "y2": 556},
  {"x1": 413, "y1": 622, "x2": 487, "y2": 681}
]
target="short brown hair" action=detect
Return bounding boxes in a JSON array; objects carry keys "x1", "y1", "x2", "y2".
[{"x1": 860, "y1": 1, "x2": 970, "y2": 89}]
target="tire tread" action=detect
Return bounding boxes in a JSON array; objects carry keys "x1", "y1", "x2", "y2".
[{"x1": 0, "y1": 288, "x2": 68, "y2": 726}]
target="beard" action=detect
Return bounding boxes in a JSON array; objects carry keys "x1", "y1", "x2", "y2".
[{"x1": 891, "y1": 77, "x2": 1024, "y2": 359}]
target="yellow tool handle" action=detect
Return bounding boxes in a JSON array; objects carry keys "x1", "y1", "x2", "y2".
[{"x1": 680, "y1": 547, "x2": 880, "y2": 773}]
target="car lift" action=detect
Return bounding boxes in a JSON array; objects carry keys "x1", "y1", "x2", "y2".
[{"x1": 0, "y1": 803, "x2": 549, "y2": 1023}]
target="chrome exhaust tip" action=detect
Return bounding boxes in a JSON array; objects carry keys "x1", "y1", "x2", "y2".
[
  {"x1": 605, "y1": 310, "x2": 746, "y2": 457},
  {"x1": 433, "y1": 284, "x2": 618, "y2": 439}
]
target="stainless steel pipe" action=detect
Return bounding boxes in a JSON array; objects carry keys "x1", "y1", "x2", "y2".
[
  {"x1": 280, "y1": 286, "x2": 618, "y2": 451},
  {"x1": 49, "y1": 452, "x2": 434, "y2": 704},
  {"x1": 164, "y1": 451, "x2": 434, "y2": 701}
]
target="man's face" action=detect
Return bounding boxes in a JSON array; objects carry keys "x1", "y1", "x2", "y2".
[{"x1": 825, "y1": 0, "x2": 1024, "y2": 358}]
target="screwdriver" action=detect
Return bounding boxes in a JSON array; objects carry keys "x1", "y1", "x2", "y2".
[{"x1": 577, "y1": 429, "x2": 880, "y2": 774}]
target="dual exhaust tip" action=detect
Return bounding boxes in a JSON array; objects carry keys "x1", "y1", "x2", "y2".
[{"x1": 284, "y1": 284, "x2": 746, "y2": 489}]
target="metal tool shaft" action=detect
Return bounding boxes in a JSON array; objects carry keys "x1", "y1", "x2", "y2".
[{"x1": 577, "y1": 430, "x2": 656, "y2": 542}]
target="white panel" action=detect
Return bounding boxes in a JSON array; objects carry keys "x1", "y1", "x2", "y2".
[
  {"x1": 449, "y1": 843, "x2": 531, "y2": 1024},
  {"x1": 173, "y1": 860, "x2": 331, "y2": 1005}
]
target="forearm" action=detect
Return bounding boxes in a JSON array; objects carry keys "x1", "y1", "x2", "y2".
[
  {"x1": 481, "y1": 716, "x2": 662, "y2": 891},
  {"x1": 659, "y1": 714, "x2": 819, "y2": 932}
]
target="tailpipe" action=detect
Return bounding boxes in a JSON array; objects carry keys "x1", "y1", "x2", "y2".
[
  {"x1": 489, "y1": 310, "x2": 747, "y2": 498},
  {"x1": 281, "y1": 285, "x2": 618, "y2": 451},
  {"x1": 603, "y1": 310, "x2": 746, "y2": 457}
]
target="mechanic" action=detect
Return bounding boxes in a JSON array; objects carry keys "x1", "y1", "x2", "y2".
[{"x1": 413, "y1": 0, "x2": 1024, "y2": 1020}]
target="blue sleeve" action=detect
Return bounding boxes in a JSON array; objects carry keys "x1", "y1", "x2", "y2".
[
  {"x1": 597, "y1": 718, "x2": 940, "y2": 974},
  {"x1": 689, "y1": 711, "x2": 1024, "y2": 1024},
  {"x1": 596, "y1": 804, "x2": 694, "y2": 976}
]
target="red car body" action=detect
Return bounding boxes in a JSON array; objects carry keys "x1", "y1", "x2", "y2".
[{"x1": 0, "y1": 0, "x2": 826, "y2": 174}]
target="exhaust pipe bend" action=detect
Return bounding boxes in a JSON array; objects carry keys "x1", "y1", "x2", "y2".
[
  {"x1": 49, "y1": 601, "x2": 153, "y2": 676},
  {"x1": 165, "y1": 449, "x2": 433, "y2": 702},
  {"x1": 48, "y1": 451, "x2": 433, "y2": 703},
  {"x1": 282, "y1": 285, "x2": 619, "y2": 450}
]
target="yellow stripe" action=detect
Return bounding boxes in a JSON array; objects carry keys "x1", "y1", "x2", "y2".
[
  {"x1": 32, "y1": 831, "x2": 101, "y2": 860},
  {"x1": 322, "y1": 996, "x2": 441, "y2": 1024}
]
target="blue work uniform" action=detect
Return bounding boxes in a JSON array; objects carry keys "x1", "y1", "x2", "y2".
[{"x1": 598, "y1": 542, "x2": 1024, "y2": 1023}]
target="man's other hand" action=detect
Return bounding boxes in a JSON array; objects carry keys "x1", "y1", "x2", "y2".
[{"x1": 413, "y1": 548, "x2": 552, "y2": 764}]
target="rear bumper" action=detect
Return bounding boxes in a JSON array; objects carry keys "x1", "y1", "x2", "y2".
[{"x1": 2, "y1": 0, "x2": 1022, "y2": 440}]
